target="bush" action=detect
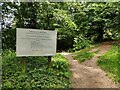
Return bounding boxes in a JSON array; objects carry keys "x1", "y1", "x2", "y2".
[
  {"x1": 2, "y1": 50, "x2": 71, "y2": 89},
  {"x1": 103, "y1": 29, "x2": 119, "y2": 40},
  {"x1": 73, "y1": 34, "x2": 91, "y2": 51}
]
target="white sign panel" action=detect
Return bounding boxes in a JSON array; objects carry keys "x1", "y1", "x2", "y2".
[{"x1": 16, "y1": 28, "x2": 57, "y2": 56}]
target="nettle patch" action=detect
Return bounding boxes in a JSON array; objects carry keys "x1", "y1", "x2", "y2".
[{"x1": 2, "y1": 50, "x2": 71, "y2": 89}]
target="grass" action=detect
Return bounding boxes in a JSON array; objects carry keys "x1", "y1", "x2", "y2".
[
  {"x1": 2, "y1": 50, "x2": 71, "y2": 89},
  {"x1": 97, "y1": 43, "x2": 120, "y2": 83},
  {"x1": 73, "y1": 47, "x2": 99, "y2": 63},
  {"x1": 0, "y1": 55, "x2": 1, "y2": 90}
]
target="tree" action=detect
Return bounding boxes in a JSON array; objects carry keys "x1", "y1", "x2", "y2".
[{"x1": 1, "y1": 2, "x2": 119, "y2": 51}]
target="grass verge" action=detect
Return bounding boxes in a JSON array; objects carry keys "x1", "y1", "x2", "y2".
[
  {"x1": 73, "y1": 47, "x2": 99, "y2": 63},
  {"x1": 97, "y1": 43, "x2": 120, "y2": 83},
  {"x1": 2, "y1": 50, "x2": 71, "y2": 89}
]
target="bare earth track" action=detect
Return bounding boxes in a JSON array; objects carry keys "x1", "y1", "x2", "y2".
[{"x1": 61, "y1": 41, "x2": 119, "y2": 88}]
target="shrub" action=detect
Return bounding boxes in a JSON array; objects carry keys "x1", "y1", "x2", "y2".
[
  {"x1": 2, "y1": 50, "x2": 71, "y2": 89},
  {"x1": 73, "y1": 34, "x2": 91, "y2": 51}
]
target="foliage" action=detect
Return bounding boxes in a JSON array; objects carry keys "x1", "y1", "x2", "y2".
[
  {"x1": 2, "y1": 28, "x2": 16, "y2": 50},
  {"x1": 97, "y1": 43, "x2": 120, "y2": 83},
  {"x1": 73, "y1": 34, "x2": 91, "y2": 51},
  {"x1": 2, "y1": 50, "x2": 71, "y2": 89},
  {"x1": 53, "y1": 9, "x2": 77, "y2": 50},
  {"x1": 73, "y1": 47, "x2": 98, "y2": 63},
  {"x1": 1, "y1": 2, "x2": 120, "y2": 51},
  {"x1": 103, "y1": 29, "x2": 119, "y2": 40}
]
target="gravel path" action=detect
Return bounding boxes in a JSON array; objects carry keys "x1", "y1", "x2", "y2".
[{"x1": 61, "y1": 41, "x2": 119, "y2": 88}]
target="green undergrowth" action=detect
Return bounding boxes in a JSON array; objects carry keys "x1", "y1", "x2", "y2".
[
  {"x1": 2, "y1": 50, "x2": 71, "y2": 89},
  {"x1": 0, "y1": 55, "x2": 1, "y2": 89},
  {"x1": 97, "y1": 43, "x2": 120, "y2": 83},
  {"x1": 73, "y1": 47, "x2": 99, "y2": 63}
]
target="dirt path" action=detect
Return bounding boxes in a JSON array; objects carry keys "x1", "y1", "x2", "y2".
[{"x1": 61, "y1": 41, "x2": 119, "y2": 88}]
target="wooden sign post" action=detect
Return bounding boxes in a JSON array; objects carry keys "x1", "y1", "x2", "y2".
[
  {"x1": 21, "y1": 57, "x2": 26, "y2": 74},
  {"x1": 48, "y1": 56, "x2": 52, "y2": 68}
]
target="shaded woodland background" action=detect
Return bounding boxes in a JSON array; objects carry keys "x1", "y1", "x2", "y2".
[{"x1": 1, "y1": 2, "x2": 120, "y2": 51}]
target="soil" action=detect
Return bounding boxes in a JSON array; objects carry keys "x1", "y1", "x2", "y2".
[{"x1": 61, "y1": 41, "x2": 119, "y2": 88}]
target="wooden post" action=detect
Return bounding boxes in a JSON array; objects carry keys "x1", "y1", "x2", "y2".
[
  {"x1": 48, "y1": 56, "x2": 52, "y2": 68},
  {"x1": 21, "y1": 57, "x2": 26, "y2": 74}
]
